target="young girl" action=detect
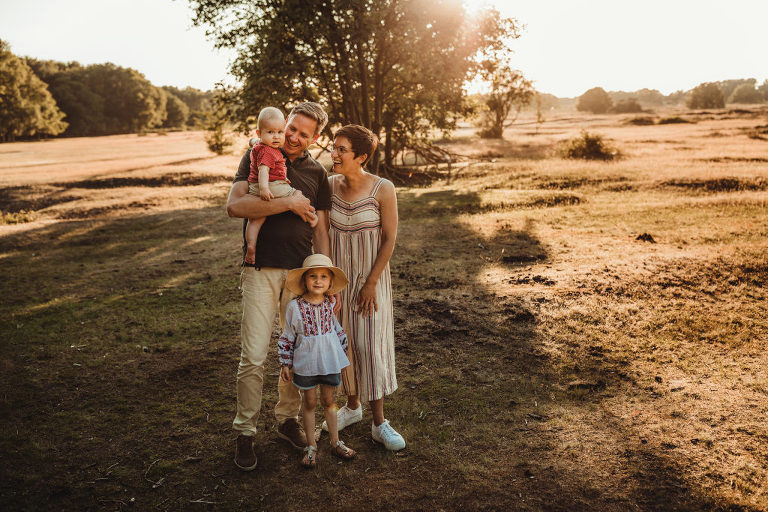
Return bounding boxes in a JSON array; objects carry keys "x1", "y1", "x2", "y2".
[{"x1": 277, "y1": 254, "x2": 356, "y2": 467}]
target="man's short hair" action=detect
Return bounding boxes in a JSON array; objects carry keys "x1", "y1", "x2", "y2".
[
  {"x1": 288, "y1": 102, "x2": 328, "y2": 136},
  {"x1": 257, "y1": 107, "x2": 285, "y2": 130},
  {"x1": 334, "y1": 124, "x2": 378, "y2": 167}
]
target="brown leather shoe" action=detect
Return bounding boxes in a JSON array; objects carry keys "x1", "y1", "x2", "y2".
[
  {"x1": 234, "y1": 434, "x2": 257, "y2": 471},
  {"x1": 276, "y1": 418, "x2": 307, "y2": 450}
]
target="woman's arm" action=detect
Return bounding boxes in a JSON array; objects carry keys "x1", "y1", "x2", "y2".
[{"x1": 357, "y1": 179, "x2": 398, "y2": 316}]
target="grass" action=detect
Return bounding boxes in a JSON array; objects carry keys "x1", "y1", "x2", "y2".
[{"x1": 2, "y1": 107, "x2": 768, "y2": 511}]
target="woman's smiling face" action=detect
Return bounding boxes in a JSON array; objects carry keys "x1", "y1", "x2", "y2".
[{"x1": 331, "y1": 136, "x2": 365, "y2": 173}]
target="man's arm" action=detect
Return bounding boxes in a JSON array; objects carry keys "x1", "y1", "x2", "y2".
[
  {"x1": 226, "y1": 150, "x2": 315, "y2": 219},
  {"x1": 312, "y1": 209, "x2": 330, "y2": 256}
]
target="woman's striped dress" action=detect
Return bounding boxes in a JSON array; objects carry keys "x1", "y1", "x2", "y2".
[{"x1": 329, "y1": 175, "x2": 397, "y2": 402}]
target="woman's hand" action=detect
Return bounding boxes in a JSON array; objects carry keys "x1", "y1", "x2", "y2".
[
  {"x1": 356, "y1": 282, "x2": 378, "y2": 317},
  {"x1": 280, "y1": 365, "x2": 293, "y2": 382}
]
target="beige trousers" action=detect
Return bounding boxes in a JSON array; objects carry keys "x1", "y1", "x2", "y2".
[{"x1": 233, "y1": 267, "x2": 302, "y2": 436}]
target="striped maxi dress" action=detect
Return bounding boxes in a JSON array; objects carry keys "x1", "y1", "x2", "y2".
[{"x1": 329, "y1": 175, "x2": 397, "y2": 402}]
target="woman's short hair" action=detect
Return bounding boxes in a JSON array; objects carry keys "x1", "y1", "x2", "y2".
[{"x1": 334, "y1": 124, "x2": 378, "y2": 167}]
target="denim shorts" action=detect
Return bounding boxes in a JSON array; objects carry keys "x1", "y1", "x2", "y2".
[{"x1": 293, "y1": 372, "x2": 341, "y2": 390}]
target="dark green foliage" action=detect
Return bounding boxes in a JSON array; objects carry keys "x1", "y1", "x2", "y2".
[
  {"x1": 477, "y1": 61, "x2": 534, "y2": 139},
  {"x1": 727, "y1": 83, "x2": 764, "y2": 104},
  {"x1": 577, "y1": 87, "x2": 613, "y2": 114},
  {"x1": 161, "y1": 90, "x2": 190, "y2": 128},
  {"x1": 189, "y1": 0, "x2": 520, "y2": 169},
  {"x1": 612, "y1": 98, "x2": 643, "y2": 113},
  {"x1": 161, "y1": 85, "x2": 212, "y2": 127},
  {"x1": 559, "y1": 131, "x2": 618, "y2": 161},
  {"x1": 687, "y1": 82, "x2": 725, "y2": 109},
  {"x1": 203, "y1": 93, "x2": 234, "y2": 154},
  {"x1": 0, "y1": 41, "x2": 67, "y2": 141},
  {"x1": 24, "y1": 58, "x2": 169, "y2": 136}
]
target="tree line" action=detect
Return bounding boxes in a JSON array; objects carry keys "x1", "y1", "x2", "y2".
[
  {"x1": 575, "y1": 79, "x2": 768, "y2": 114},
  {"x1": 1, "y1": 39, "x2": 213, "y2": 142}
]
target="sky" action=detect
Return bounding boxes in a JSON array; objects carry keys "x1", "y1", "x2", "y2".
[{"x1": 1, "y1": 0, "x2": 766, "y2": 98}]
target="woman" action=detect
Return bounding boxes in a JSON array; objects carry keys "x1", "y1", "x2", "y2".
[{"x1": 321, "y1": 124, "x2": 405, "y2": 450}]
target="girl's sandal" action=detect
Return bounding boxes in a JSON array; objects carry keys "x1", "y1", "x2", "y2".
[
  {"x1": 301, "y1": 445, "x2": 317, "y2": 468},
  {"x1": 332, "y1": 441, "x2": 356, "y2": 460}
]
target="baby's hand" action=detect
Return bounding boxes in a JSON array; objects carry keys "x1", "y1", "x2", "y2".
[
  {"x1": 280, "y1": 365, "x2": 292, "y2": 382},
  {"x1": 260, "y1": 188, "x2": 274, "y2": 201}
]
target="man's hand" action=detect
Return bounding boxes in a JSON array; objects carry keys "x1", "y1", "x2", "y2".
[{"x1": 287, "y1": 191, "x2": 315, "y2": 218}]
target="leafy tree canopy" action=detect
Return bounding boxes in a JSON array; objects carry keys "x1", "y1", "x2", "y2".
[
  {"x1": 728, "y1": 83, "x2": 764, "y2": 104},
  {"x1": 687, "y1": 82, "x2": 725, "y2": 109},
  {"x1": 477, "y1": 59, "x2": 533, "y2": 138},
  {"x1": 0, "y1": 40, "x2": 67, "y2": 141},
  {"x1": 577, "y1": 87, "x2": 613, "y2": 114},
  {"x1": 189, "y1": 0, "x2": 520, "y2": 169}
]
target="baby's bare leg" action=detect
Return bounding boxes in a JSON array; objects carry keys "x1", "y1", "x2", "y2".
[{"x1": 244, "y1": 217, "x2": 265, "y2": 264}]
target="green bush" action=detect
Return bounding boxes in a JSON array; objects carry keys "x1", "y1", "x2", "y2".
[{"x1": 559, "y1": 131, "x2": 619, "y2": 161}]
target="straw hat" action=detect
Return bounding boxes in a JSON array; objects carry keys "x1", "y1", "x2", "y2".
[{"x1": 285, "y1": 254, "x2": 348, "y2": 296}]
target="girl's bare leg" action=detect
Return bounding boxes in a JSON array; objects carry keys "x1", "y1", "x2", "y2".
[
  {"x1": 302, "y1": 387, "x2": 318, "y2": 449},
  {"x1": 319, "y1": 385, "x2": 339, "y2": 445}
]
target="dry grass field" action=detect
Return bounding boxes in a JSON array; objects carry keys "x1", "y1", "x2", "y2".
[{"x1": 1, "y1": 106, "x2": 767, "y2": 511}]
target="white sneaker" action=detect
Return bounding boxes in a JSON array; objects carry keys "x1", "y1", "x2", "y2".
[
  {"x1": 371, "y1": 420, "x2": 406, "y2": 451},
  {"x1": 321, "y1": 404, "x2": 363, "y2": 432}
]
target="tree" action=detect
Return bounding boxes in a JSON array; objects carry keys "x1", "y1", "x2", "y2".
[
  {"x1": 477, "y1": 60, "x2": 533, "y2": 138},
  {"x1": 687, "y1": 82, "x2": 724, "y2": 109},
  {"x1": 635, "y1": 88, "x2": 665, "y2": 107},
  {"x1": 577, "y1": 87, "x2": 613, "y2": 114},
  {"x1": 759, "y1": 80, "x2": 768, "y2": 101},
  {"x1": 37, "y1": 62, "x2": 166, "y2": 136},
  {"x1": 0, "y1": 40, "x2": 67, "y2": 141},
  {"x1": 612, "y1": 98, "x2": 643, "y2": 113},
  {"x1": 714, "y1": 79, "x2": 755, "y2": 102},
  {"x1": 728, "y1": 83, "x2": 764, "y2": 104},
  {"x1": 189, "y1": 0, "x2": 520, "y2": 170},
  {"x1": 161, "y1": 89, "x2": 190, "y2": 128},
  {"x1": 162, "y1": 85, "x2": 212, "y2": 127}
]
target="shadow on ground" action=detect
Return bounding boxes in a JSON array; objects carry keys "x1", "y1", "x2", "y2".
[{"x1": 0, "y1": 190, "x2": 755, "y2": 511}]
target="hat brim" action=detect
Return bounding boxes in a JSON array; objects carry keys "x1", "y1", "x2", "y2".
[{"x1": 285, "y1": 264, "x2": 349, "y2": 296}]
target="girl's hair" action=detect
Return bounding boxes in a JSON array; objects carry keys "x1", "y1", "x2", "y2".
[
  {"x1": 301, "y1": 268, "x2": 334, "y2": 295},
  {"x1": 334, "y1": 124, "x2": 378, "y2": 167}
]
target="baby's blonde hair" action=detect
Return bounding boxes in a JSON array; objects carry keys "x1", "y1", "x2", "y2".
[{"x1": 257, "y1": 107, "x2": 285, "y2": 130}]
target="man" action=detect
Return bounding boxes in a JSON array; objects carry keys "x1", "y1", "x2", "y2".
[{"x1": 226, "y1": 102, "x2": 330, "y2": 471}]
